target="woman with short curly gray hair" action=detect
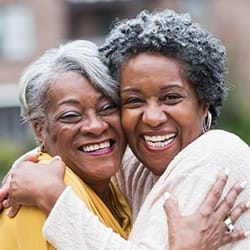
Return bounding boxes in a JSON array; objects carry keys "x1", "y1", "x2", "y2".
[
  {"x1": 100, "y1": 9, "x2": 227, "y2": 125},
  {"x1": 94, "y1": 9, "x2": 250, "y2": 249}
]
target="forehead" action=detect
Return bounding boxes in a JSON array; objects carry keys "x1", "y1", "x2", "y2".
[
  {"x1": 43, "y1": 71, "x2": 109, "y2": 112},
  {"x1": 122, "y1": 53, "x2": 184, "y2": 77},
  {"x1": 50, "y1": 71, "x2": 102, "y2": 98},
  {"x1": 120, "y1": 53, "x2": 187, "y2": 89}
]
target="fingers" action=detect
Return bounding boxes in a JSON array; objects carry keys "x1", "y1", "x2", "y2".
[
  {"x1": 2, "y1": 191, "x2": 21, "y2": 218},
  {"x1": 163, "y1": 193, "x2": 180, "y2": 220},
  {"x1": 0, "y1": 201, "x2": 5, "y2": 212},
  {"x1": 24, "y1": 153, "x2": 39, "y2": 163},
  {"x1": 216, "y1": 181, "x2": 246, "y2": 219},
  {"x1": 49, "y1": 156, "x2": 66, "y2": 176},
  {"x1": 221, "y1": 230, "x2": 246, "y2": 245},
  {"x1": 0, "y1": 182, "x2": 10, "y2": 201},
  {"x1": 0, "y1": 182, "x2": 10, "y2": 211},
  {"x1": 50, "y1": 155, "x2": 63, "y2": 165},
  {"x1": 1, "y1": 156, "x2": 65, "y2": 217},
  {"x1": 7, "y1": 204, "x2": 21, "y2": 218},
  {"x1": 199, "y1": 169, "x2": 229, "y2": 216},
  {"x1": 2, "y1": 198, "x2": 11, "y2": 208},
  {"x1": 228, "y1": 200, "x2": 250, "y2": 224}
]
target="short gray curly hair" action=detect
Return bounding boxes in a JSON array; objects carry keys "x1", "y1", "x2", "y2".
[
  {"x1": 100, "y1": 9, "x2": 228, "y2": 125},
  {"x1": 19, "y1": 40, "x2": 119, "y2": 126}
]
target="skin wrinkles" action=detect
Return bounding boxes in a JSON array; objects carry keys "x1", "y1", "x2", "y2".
[
  {"x1": 120, "y1": 52, "x2": 209, "y2": 175},
  {"x1": 35, "y1": 71, "x2": 126, "y2": 194}
]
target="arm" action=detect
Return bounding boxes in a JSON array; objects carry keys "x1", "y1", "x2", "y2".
[
  {"x1": 43, "y1": 170, "x2": 247, "y2": 250},
  {"x1": 127, "y1": 130, "x2": 250, "y2": 250},
  {"x1": 6, "y1": 156, "x2": 66, "y2": 216},
  {"x1": 6, "y1": 161, "x2": 248, "y2": 250}
]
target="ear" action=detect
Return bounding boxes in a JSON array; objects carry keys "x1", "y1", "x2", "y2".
[
  {"x1": 32, "y1": 122, "x2": 44, "y2": 145},
  {"x1": 202, "y1": 102, "x2": 210, "y2": 119}
]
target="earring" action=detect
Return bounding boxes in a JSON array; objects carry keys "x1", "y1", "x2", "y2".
[
  {"x1": 38, "y1": 143, "x2": 46, "y2": 155},
  {"x1": 202, "y1": 111, "x2": 212, "y2": 133}
]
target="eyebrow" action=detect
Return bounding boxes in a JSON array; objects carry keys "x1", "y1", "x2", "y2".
[
  {"x1": 58, "y1": 99, "x2": 80, "y2": 106},
  {"x1": 121, "y1": 84, "x2": 185, "y2": 94},
  {"x1": 160, "y1": 84, "x2": 185, "y2": 91},
  {"x1": 121, "y1": 88, "x2": 141, "y2": 94},
  {"x1": 57, "y1": 94, "x2": 108, "y2": 106}
]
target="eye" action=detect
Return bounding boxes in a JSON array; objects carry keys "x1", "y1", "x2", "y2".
[
  {"x1": 59, "y1": 111, "x2": 82, "y2": 123},
  {"x1": 162, "y1": 94, "x2": 183, "y2": 105},
  {"x1": 99, "y1": 102, "x2": 118, "y2": 115},
  {"x1": 122, "y1": 96, "x2": 144, "y2": 108}
]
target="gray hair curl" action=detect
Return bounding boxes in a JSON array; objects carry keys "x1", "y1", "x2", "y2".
[
  {"x1": 19, "y1": 40, "x2": 119, "y2": 126},
  {"x1": 100, "y1": 9, "x2": 228, "y2": 125}
]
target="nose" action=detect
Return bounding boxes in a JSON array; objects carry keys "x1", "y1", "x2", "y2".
[
  {"x1": 142, "y1": 104, "x2": 167, "y2": 127},
  {"x1": 80, "y1": 113, "x2": 109, "y2": 136}
]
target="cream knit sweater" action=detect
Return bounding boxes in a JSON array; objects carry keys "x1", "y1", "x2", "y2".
[{"x1": 43, "y1": 130, "x2": 250, "y2": 250}]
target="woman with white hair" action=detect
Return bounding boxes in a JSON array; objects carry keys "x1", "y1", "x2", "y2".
[{"x1": 0, "y1": 40, "x2": 132, "y2": 249}]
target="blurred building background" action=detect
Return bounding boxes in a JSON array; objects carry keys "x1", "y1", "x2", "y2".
[{"x1": 0, "y1": 0, "x2": 249, "y2": 179}]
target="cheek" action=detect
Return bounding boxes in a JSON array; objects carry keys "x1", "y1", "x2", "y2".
[
  {"x1": 106, "y1": 115, "x2": 124, "y2": 136},
  {"x1": 115, "y1": 119, "x2": 126, "y2": 142},
  {"x1": 46, "y1": 124, "x2": 59, "y2": 142},
  {"x1": 44, "y1": 124, "x2": 70, "y2": 149},
  {"x1": 121, "y1": 109, "x2": 136, "y2": 134},
  {"x1": 178, "y1": 109, "x2": 204, "y2": 145},
  {"x1": 176, "y1": 100, "x2": 204, "y2": 126}
]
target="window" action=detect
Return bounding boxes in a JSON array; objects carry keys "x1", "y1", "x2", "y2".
[
  {"x1": 0, "y1": 4, "x2": 35, "y2": 61},
  {"x1": 0, "y1": 107, "x2": 32, "y2": 141}
]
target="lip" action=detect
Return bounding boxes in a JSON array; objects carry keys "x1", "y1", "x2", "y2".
[{"x1": 142, "y1": 130, "x2": 176, "y2": 136}]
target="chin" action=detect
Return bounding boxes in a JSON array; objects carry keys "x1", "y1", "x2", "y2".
[{"x1": 146, "y1": 163, "x2": 166, "y2": 176}]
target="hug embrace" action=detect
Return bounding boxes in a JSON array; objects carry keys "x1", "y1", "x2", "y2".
[{"x1": 0, "y1": 8, "x2": 250, "y2": 250}]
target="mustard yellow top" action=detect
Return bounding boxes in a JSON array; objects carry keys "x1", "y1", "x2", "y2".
[{"x1": 0, "y1": 153, "x2": 132, "y2": 249}]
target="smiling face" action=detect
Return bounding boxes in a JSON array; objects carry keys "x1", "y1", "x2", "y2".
[
  {"x1": 120, "y1": 53, "x2": 208, "y2": 175},
  {"x1": 35, "y1": 71, "x2": 126, "y2": 186}
]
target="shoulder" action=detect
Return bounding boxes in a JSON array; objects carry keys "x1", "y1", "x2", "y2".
[
  {"x1": 199, "y1": 129, "x2": 248, "y2": 146},
  {"x1": 165, "y1": 129, "x2": 250, "y2": 178},
  {"x1": 182, "y1": 129, "x2": 249, "y2": 157}
]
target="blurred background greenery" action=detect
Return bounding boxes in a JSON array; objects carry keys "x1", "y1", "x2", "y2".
[
  {"x1": 0, "y1": 0, "x2": 249, "y2": 182},
  {"x1": 0, "y1": 137, "x2": 36, "y2": 183}
]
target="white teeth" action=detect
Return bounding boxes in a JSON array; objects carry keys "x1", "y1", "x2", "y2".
[
  {"x1": 144, "y1": 133, "x2": 175, "y2": 142},
  {"x1": 83, "y1": 141, "x2": 110, "y2": 152},
  {"x1": 144, "y1": 133, "x2": 175, "y2": 148}
]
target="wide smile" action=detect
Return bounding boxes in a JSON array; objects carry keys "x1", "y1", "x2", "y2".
[
  {"x1": 143, "y1": 133, "x2": 176, "y2": 149},
  {"x1": 78, "y1": 139, "x2": 115, "y2": 155}
]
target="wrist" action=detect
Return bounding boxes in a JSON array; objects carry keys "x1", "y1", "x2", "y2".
[{"x1": 37, "y1": 182, "x2": 66, "y2": 214}]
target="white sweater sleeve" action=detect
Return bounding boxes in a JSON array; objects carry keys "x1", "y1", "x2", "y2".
[
  {"x1": 43, "y1": 130, "x2": 250, "y2": 250},
  {"x1": 42, "y1": 187, "x2": 145, "y2": 250}
]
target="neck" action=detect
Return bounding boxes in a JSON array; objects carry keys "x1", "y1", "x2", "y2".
[
  {"x1": 88, "y1": 180, "x2": 110, "y2": 202},
  {"x1": 88, "y1": 180, "x2": 122, "y2": 226}
]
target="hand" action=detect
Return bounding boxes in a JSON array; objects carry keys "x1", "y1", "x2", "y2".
[
  {"x1": 6, "y1": 156, "x2": 66, "y2": 217},
  {"x1": 0, "y1": 153, "x2": 38, "y2": 211},
  {"x1": 164, "y1": 170, "x2": 249, "y2": 250},
  {"x1": 0, "y1": 179, "x2": 10, "y2": 212}
]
